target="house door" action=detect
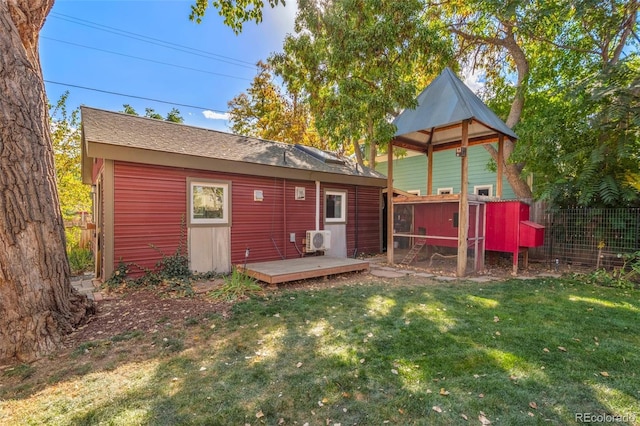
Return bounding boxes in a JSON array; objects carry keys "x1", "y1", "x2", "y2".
[
  {"x1": 324, "y1": 189, "x2": 348, "y2": 258},
  {"x1": 187, "y1": 178, "x2": 232, "y2": 274},
  {"x1": 189, "y1": 227, "x2": 231, "y2": 273},
  {"x1": 325, "y1": 224, "x2": 347, "y2": 257}
]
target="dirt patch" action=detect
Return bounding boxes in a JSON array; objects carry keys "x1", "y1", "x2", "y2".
[{"x1": 65, "y1": 288, "x2": 232, "y2": 347}]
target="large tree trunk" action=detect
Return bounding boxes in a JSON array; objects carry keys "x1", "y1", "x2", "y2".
[{"x1": 0, "y1": 0, "x2": 94, "y2": 364}]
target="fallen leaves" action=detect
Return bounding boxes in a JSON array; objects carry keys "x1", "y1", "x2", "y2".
[
  {"x1": 479, "y1": 411, "x2": 492, "y2": 425},
  {"x1": 529, "y1": 401, "x2": 538, "y2": 409},
  {"x1": 600, "y1": 371, "x2": 610, "y2": 377},
  {"x1": 439, "y1": 388, "x2": 450, "y2": 396},
  {"x1": 432, "y1": 406, "x2": 443, "y2": 413},
  {"x1": 558, "y1": 346, "x2": 567, "y2": 352}
]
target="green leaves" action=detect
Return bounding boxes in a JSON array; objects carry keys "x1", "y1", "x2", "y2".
[
  {"x1": 270, "y1": 0, "x2": 454, "y2": 163},
  {"x1": 190, "y1": 0, "x2": 284, "y2": 34},
  {"x1": 49, "y1": 92, "x2": 91, "y2": 222}
]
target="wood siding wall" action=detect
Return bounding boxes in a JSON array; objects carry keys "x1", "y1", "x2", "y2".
[{"x1": 110, "y1": 162, "x2": 381, "y2": 275}]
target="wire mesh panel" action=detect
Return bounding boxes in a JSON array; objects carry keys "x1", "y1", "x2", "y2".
[
  {"x1": 391, "y1": 201, "x2": 485, "y2": 274},
  {"x1": 544, "y1": 208, "x2": 640, "y2": 268}
]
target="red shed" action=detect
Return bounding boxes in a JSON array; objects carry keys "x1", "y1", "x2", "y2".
[{"x1": 81, "y1": 107, "x2": 386, "y2": 280}]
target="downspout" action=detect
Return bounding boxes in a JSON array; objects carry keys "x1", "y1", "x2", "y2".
[{"x1": 315, "y1": 180, "x2": 320, "y2": 230}]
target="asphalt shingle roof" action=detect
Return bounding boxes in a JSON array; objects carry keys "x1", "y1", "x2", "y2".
[{"x1": 81, "y1": 106, "x2": 384, "y2": 181}]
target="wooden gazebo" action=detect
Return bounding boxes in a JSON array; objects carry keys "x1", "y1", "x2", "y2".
[{"x1": 386, "y1": 67, "x2": 518, "y2": 276}]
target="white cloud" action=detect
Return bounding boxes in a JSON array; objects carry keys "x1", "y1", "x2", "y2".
[
  {"x1": 202, "y1": 110, "x2": 229, "y2": 121},
  {"x1": 462, "y1": 67, "x2": 485, "y2": 94}
]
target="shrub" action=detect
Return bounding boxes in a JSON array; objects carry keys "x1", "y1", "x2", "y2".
[
  {"x1": 584, "y1": 250, "x2": 640, "y2": 289},
  {"x1": 210, "y1": 268, "x2": 263, "y2": 301},
  {"x1": 68, "y1": 247, "x2": 93, "y2": 275}
]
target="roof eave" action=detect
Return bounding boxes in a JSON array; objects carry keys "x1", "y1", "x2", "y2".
[{"x1": 85, "y1": 141, "x2": 387, "y2": 188}]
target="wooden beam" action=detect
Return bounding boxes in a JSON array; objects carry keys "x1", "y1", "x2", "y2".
[
  {"x1": 497, "y1": 134, "x2": 504, "y2": 198},
  {"x1": 391, "y1": 135, "x2": 429, "y2": 153},
  {"x1": 387, "y1": 144, "x2": 394, "y2": 264},
  {"x1": 432, "y1": 121, "x2": 474, "y2": 133},
  {"x1": 393, "y1": 133, "x2": 502, "y2": 154},
  {"x1": 427, "y1": 142, "x2": 433, "y2": 196},
  {"x1": 457, "y1": 120, "x2": 470, "y2": 277},
  {"x1": 431, "y1": 135, "x2": 500, "y2": 152}
]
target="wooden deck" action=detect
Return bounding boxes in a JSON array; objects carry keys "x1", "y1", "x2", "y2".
[{"x1": 237, "y1": 256, "x2": 370, "y2": 284}]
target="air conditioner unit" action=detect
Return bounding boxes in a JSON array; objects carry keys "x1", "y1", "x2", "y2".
[{"x1": 306, "y1": 230, "x2": 331, "y2": 252}]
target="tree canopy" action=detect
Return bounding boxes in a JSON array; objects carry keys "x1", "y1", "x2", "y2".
[
  {"x1": 122, "y1": 104, "x2": 185, "y2": 123},
  {"x1": 223, "y1": 0, "x2": 638, "y2": 205},
  {"x1": 270, "y1": 0, "x2": 453, "y2": 166},
  {"x1": 227, "y1": 61, "x2": 326, "y2": 149}
]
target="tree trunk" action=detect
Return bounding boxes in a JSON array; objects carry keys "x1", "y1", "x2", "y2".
[
  {"x1": 0, "y1": 0, "x2": 94, "y2": 364},
  {"x1": 484, "y1": 142, "x2": 533, "y2": 200}
]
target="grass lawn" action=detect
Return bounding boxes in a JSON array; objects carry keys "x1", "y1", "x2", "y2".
[{"x1": 1, "y1": 275, "x2": 639, "y2": 425}]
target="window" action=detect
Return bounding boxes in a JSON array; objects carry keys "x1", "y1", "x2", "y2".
[
  {"x1": 407, "y1": 189, "x2": 421, "y2": 196},
  {"x1": 188, "y1": 179, "x2": 230, "y2": 225},
  {"x1": 437, "y1": 187, "x2": 454, "y2": 195},
  {"x1": 474, "y1": 185, "x2": 493, "y2": 197},
  {"x1": 325, "y1": 190, "x2": 347, "y2": 224}
]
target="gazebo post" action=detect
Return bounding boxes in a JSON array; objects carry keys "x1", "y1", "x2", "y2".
[
  {"x1": 497, "y1": 134, "x2": 504, "y2": 198},
  {"x1": 387, "y1": 143, "x2": 394, "y2": 264},
  {"x1": 427, "y1": 143, "x2": 433, "y2": 195},
  {"x1": 457, "y1": 120, "x2": 470, "y2": 277}
]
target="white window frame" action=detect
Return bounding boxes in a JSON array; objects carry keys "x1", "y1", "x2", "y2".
[
  {"x1": 188, "y1": 178, "x2": 230, "y2": 226},
  {"x1": 474, "y1": 185, "x2": 493, "y2": 197},
  {"x1": 324, "y1": 189, "x2": 347, "y2": 224},
  {"x1": 437, "y1": 187, "x2": 454, "y2": 195},
  {"x1": 407, "y1": 189, "x2": 421, "y2": 196}
]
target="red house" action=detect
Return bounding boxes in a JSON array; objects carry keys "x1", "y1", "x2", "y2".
[{"x1": 80, "y1": 107, "x2": 386, "y2": 280}]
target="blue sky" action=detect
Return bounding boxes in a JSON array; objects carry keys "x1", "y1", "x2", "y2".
[{"x1": 40, "y1": 0, "x2": 297, "y2": 131}]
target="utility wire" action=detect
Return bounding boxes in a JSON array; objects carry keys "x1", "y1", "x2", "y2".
[
  {"x1": 42, "y1": 36, "x2": 253, "y2": 82},
  {"x1": 45, "y1": 80, "x2": 229, "y2": 114},
  {"x1": 50, "y1": 12, "x2": 258, "y2": 69}
]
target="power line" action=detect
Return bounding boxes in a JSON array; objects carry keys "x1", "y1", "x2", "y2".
[
  {"x1": 42, "y1": 36, "x2": 253, "y2": 82},
  {"x1": 49, "y1": 12, "x2": 258, "y2": 70},
  {"x1": 45, "y1": 80, "x2": 229, "y2": 114}
]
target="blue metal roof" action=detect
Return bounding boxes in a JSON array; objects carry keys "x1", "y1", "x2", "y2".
[{"x1": 392, "y1": 67, "x2": 517, "y2": 148}]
